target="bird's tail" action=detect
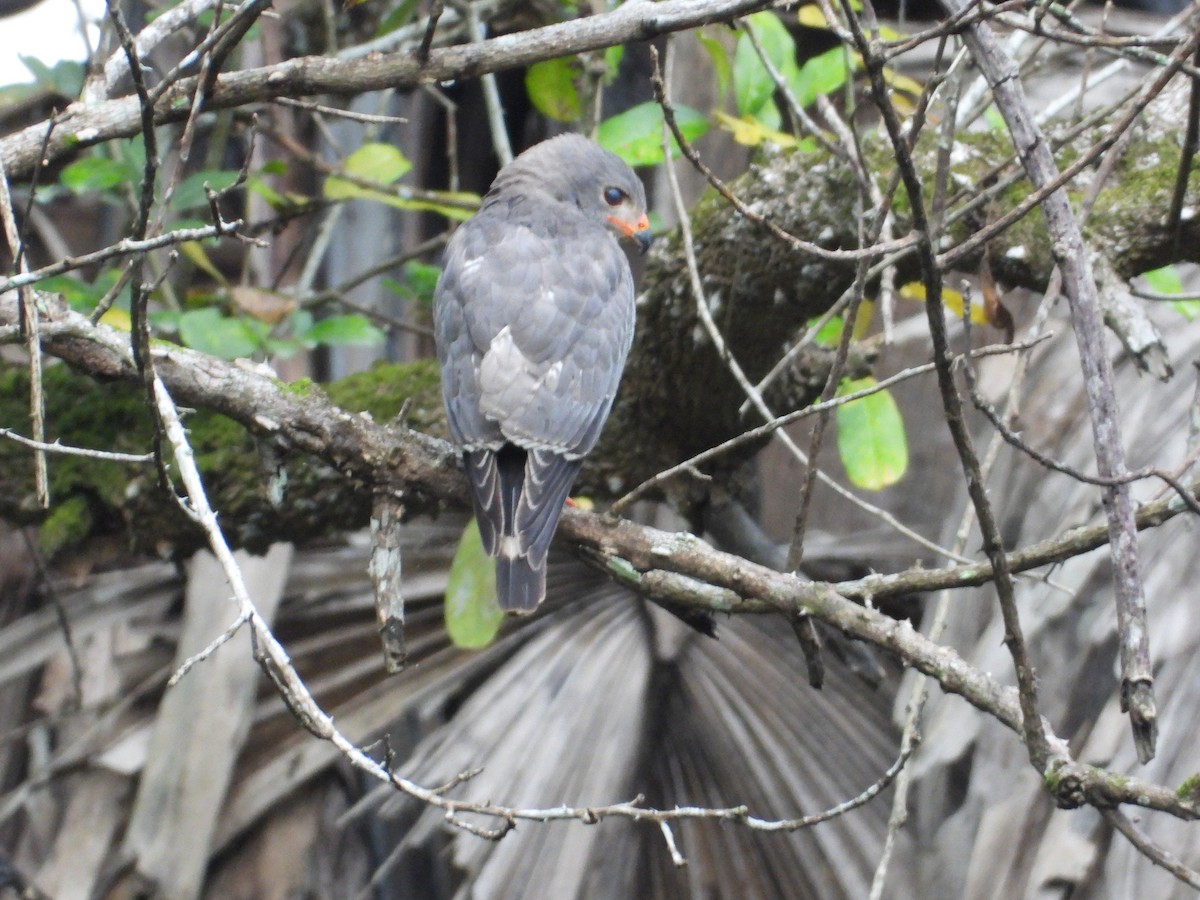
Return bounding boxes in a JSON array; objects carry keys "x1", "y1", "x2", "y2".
[
  {"x1": 495, "y1": 550, "x2": 545, "y2": 613},
  {"x1": 463, "y1": 445, "x2": 579, "y2": 613},
  {"x1": 493, "y1": 445, "x2": 547, "y2": 613}
]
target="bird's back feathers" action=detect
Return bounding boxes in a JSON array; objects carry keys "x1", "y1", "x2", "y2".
[{"x1": 435, "y1": 136, "x2": 644, "y2": 613}]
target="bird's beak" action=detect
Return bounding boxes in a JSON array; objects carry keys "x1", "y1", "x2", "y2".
[{"x1": 609, "y1": 213, "x2": 653, "y2": 255}]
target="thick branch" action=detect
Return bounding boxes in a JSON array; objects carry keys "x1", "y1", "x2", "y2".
[
  {"x1": 0, "y1": 0, "x2": 771, "y2": 181},
  {"x1": 2, "y1": 293, "x2": 1198, "y2": 822}
]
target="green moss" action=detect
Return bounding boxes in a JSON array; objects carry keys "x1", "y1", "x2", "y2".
[
  {"x1": 38, "y1": 494, "x2": 94, "y2": 556},
  {"x1": 325, "y1": 359, "x2": 446, "y2": 438},
  {"x1": 1176, "y1": 773, "x2": 1200, "y2": 801},
  {"x1": 280, "y1": 376, "x2": 318, "y2": 397},
  {"x1": 0, "y1": 357, "x2": 450, "y2": 560}
]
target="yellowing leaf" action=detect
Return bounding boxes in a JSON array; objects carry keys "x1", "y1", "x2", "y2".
[
  {"x1": 836, "y1": 377, "x2": 908, "y2": 490},
  {"x1": 797, "y1": 5, "x2": 829, "y2": 27},
  {"x1": 850, "y1": 298, "x2": 874, "y2": 340},
  {"x1": 98, "y1": 307, "x2": 131, "y2": 331},
  {"x1": 180, "y1": 241, "x2": 228, "y2": 285},
  {"x1": 445, "y1": 519, "x2": 505, "y2": 649},
  {"x1": 883, "y1": 68, "x2": 923, "y2": 97},
  {"x1": 714, "y1": 110, "x2": 798, "y2": 148},
  {"x1": 899, "y1": 281, "x2": 989, "y2": 325}
]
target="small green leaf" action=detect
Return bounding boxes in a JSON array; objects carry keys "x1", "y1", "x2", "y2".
[
  {"x1": 302, "y1": 314, "x2": 385, "y2": 347},
  {"x1": 526, "y1": 57, "x2": 581, "y2": 122},
  {"x1": 811, "y1": 315, "x2": 844, "y2": 347},
  {"x1": 606, "y1": 557, "x2": 641, "y2": 583},
  {"x1": 1141, "y1": 264, "x2": 1200, "y2": 320},
  {"x1": 60, "y1": 157, "x2": 129, "y2": 194},
  {"x1": 835, "y1": 377, "x2": 908, "y2": 490},
  {"x1": 597, "y1": 102, "x2": 709, "y2": 167},
  {"x1": 1143, "y1": 264, "x2": 1184, "y2": 294},
  {"x1": 171, "y1": 169, "x2": 242, "y2": 211},
  {"x1": 403, "y1": 260, "x2": 441, "y2": 301},
  {"x1": 42, "y1": 268, "x2": 124, "y2": 312},
  {"x1": 177, "y1": 307, "x2": 267, "y2": 359},
  {"x1": 603, "y1": 45, "x2": 625, "y2": 84},
  {"x1": 180, "y1": 241, "x2": 228, "y2": 285},
  {"x1": 20, "y1": 56, "x2": 83, "y2": 97},
  {"x1": 788, "y1": 46, "x2": 851, "y2": 108},
  {"x1": 324, "y1": 143, "x2": 411, "y2": 200},
  {"x1": 445, "y1": 519, "x2": 505, "y2": 649},
  {"x1": 733, "y1": 12, "x2": 798, "y2": 117},
  {"x1": 345, "y1": 142, "x2": 412, "y2": 184},
  {"x1": 375, "y1": 0, "x2": 420, "y2": 37},
  {"x1": 697, "y1": 30, "x2": 732, "y2": 100}
]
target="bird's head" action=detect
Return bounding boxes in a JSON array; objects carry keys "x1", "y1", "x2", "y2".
[
  {"x1": 500, "y1": 134, "x2": 653, "y2": 254},
  {"x1": 599, "y1": 183, "x2": 653, "y2": 255}
]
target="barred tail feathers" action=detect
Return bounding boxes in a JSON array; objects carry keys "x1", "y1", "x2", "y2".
[{"x1": 462, "y1": 446, "x2": 581, "y2": 613}]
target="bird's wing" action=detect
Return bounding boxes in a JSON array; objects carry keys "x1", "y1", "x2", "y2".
[{"x1": 471, "y1": 215, "x2": 635, "y2": 457}]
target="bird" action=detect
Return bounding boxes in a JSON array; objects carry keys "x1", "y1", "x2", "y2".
[{"x1": 434, "y1": 134, "x2": 651, "y2": 613}]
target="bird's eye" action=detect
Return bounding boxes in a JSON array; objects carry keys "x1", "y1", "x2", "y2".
[{"x1": 603, "y1": 187, "x2": 626, "y2": 206}]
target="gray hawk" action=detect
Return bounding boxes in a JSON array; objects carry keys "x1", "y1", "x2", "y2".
[{"x1": 434, "y1": 134, "x2": 650, "y2": 613}]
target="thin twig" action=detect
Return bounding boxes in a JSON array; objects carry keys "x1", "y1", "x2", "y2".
[
  {"x1": 0, "y1": 222, "x2": 243, "y2": 296},
  {"x1": 611, "y1": 337, "x2": 1050, "y2": 513},
  {"x1": 0, "y1": 429, "x2": 154, "y2": 463},
  {"x1": 0, "y1": 156, "x2": 48, "y2": 508},
  {"x1": 168, "y1": 610, "x2": 254, "y2": 686},
  {"x1": 935, "y1": 0, "x2": 1193, "y2": 764},
  {"x1": 651, "y1": 46, "x2": 969, "y2": 565},
  {"x1": 273, "y1": 97, "x2": 409, "y2": 125},
  {"x1": 844, "y1": 0, "x2": 1051, "y2": 770},
  {"x1": 1104, "y1": 808, "x2": 1200, "y2": 890},
  {"x1": 461, "y1": 0, "x2": 512, "y2": 166}
]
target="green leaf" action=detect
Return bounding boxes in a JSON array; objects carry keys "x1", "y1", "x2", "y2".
[
  {"x1": 60, "y1": 157, "x2": 129, "y2": 194},
  {"x1": 444, "y1": 519, "x2": 504, "y2": 649},
  {"x1": 788, "y1": 45, "x2": 851, "y2": 108},
  {"x1": 1141, "y1": 264, "x2": 1200, "y2": 320},
  {"x1": 603, "y1": 45, "x2": 625, "y2": 84},
  {"x1": 835, "y1": 377, "x2": 908, "y2": 490},
  {"x1": 324, "y1": 143, "x2": 411, "y2": 200},
  {"x1": 375, "y1": 0, "x2": 420, "y2": 36},
  {"x1": 697, "y1": 30, "x2": 732, "y2": 100},
  {"x1": 42, "y1": 268, "x2": 125, "y2": 312},
  {"x1": 177, "y1": 307, "x2": 267, "y2": 359},
  {"x1": 345, "y1": 142, "x2": 412, "y2": 184},
  {"x1": 20, "y1": 56, "x2": 83, "y2": 97},
  {"x1": 733, "y1": 12, "x2": 797, "y2": 117},
  {"x1": 302, "y1": 314, "x2": 385, "y2": 347},
  {"x1": 402, "y1": 260, "x2": 441, "y2": 302},
  {"x1": 1143, "y1": 264, "x2": 1184, "y2": 294},
  {"x1": 811, "y1": 315, "x2": 844, "y2": 347},
  {"x1": 597, "y1": 102, "x2": 709, "y2": 167},
  {"x1": 171, "y1": 169, "x2": 242, "y2": 211},
  {"x1": 526, "y1": 57, "x2": 581, "y2": 122}
]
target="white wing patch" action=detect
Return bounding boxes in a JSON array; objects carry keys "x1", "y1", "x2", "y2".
[{"x1": 478, "y1": 326, "x2": 540, "y2": 433}]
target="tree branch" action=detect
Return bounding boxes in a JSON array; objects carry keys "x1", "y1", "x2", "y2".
[
  {"x1": 3, "y1": 292, "x2": 1198, "y2": 823},
  {"x1": 0, "y1": 0, "x2": 773, "y2": 181}
]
